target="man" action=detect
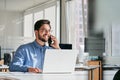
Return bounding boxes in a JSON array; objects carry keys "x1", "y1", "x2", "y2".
[{"x1": 9, "y1": 19, "x2": 60, "y2": 73}]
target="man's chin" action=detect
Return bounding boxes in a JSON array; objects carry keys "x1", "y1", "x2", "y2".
[
  {"x1": 38, "y1": 36, "x2": 48, "y2": 42},
  {"x1": 42, "y1": 39, "x2": 48, "y2": 42}
]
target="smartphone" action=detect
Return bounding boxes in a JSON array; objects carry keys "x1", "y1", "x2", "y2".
[{"x1": 48, "y1": 36, "x2": 52, "y2": 47}]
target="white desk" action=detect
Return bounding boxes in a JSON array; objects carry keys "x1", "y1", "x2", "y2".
[
  {"x1": 75, "y1": 65, "x2": 99, "y2": 70},
  {"x1": 0, "y1": 71, "x2": 88, "y2": 80},
  {"x1": 0, "y1": 65, "x2": 99, "y2": 80},
  {"x1": 75, "y1": 64, "x2": 100, "y2": 80},
  {"x1": 103, "y1": 64, "x2": 120, "y2": 70}
]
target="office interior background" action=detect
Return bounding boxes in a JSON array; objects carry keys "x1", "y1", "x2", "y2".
[{"x1": 0, "y1": 0, "x2": 120, "y2": 79}]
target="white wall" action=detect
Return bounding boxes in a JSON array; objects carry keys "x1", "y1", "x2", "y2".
[
  {"x1": 89, "y1": 0, "x2": 120, "y2": 64},
  {"x1": 103, "y1": 56, "x2": 120, "y2": 65},
  {"x1": 103, "y1": 70, "x2": 118, "y2": 80},
  {"x1": 0, "y1": 10, "x2": 26, "y2": 58},
  {"x1": 0, "y1": 10, "x2": 23, "y2": 37},
  {"x1": 93, "y1": 0, "x2": 120, "y2": 33}
]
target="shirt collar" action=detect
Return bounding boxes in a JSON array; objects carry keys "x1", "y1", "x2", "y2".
[{"x1": 33, "y1": 40, "x2": 47, "y2": 49}]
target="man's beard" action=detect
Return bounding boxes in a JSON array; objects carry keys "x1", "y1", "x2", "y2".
[{"x1": 38, "y1": 33, "x2": 47, "y2": 42}]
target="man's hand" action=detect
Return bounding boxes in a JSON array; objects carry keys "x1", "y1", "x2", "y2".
[
  {"x1": 28, "y1": 67, "x2": 42, "y2": 73},
  {"x1": 50, "y1": 35, "x2": 60, "y2": 49}
]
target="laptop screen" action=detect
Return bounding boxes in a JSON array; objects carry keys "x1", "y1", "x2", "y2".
[
  {"x1": 59, "y1": 44, "x2": 72, "y2": 49},
  {"x1": 43, "y1": 49, "x2": 78, "y2": 73}
]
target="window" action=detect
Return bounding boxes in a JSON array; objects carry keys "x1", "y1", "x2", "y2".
[
  {"x1": 45, "y1": 6, "x2": 56, "y2": 35},
  {"x1": 24, "y1": 14, "x2": 33, "y2": 37},
  {"x1": 34, "y1": 11, "x2": 43, "y2": 24},
  {"x1": 65, "y1": 0, "x2": 88, "y2": 50},
  {"x1": 23, "y1": 0, "x2": 60, "y2": 42}
]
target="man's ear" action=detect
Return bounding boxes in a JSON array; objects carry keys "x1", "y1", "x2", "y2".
[{"x1": 34, "y1": 30, "x2": 38, "y2": 36}]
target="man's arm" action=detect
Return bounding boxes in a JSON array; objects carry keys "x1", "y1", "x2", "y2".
[
  {"x1": 50, "y1": 35, "x2": 60, "y2": 49},
  {"x1": 28, "y1": 67, "x2": 42, "y2": 73},
  {"x1": 9, "y1": 46, "x2": 28, "y2": 72},
  {"x1": 9, "y1": 45, "x2": 43, "y2": 73}
]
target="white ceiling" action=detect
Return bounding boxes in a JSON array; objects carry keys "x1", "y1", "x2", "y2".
[{"x1": 0, "y1": 0, "x2": 50, "y2": 11}]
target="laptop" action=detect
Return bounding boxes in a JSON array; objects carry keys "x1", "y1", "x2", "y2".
[{"x1": 42, "y1": 49, "x2": 78, "y2": 74}]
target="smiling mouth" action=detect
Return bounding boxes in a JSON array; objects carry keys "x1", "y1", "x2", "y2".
[{"x1": 43, "y1": 35, "x2": 49, "y2": 39}]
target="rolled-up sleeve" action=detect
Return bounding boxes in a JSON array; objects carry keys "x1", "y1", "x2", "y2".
[{"x1": 9, "y1": 46, "x2": 28, "y2": 72}]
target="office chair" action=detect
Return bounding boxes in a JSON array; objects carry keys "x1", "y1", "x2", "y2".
[{"x1": 113, "y1": 70, "x2": 120, "y2": 80}]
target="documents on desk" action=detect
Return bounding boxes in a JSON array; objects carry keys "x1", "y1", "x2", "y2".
[
  {"x1": 0, "y1": 65, "x2": 9, "y2": 72},
  {"x1": 0, "y1": 65, "x2": 9, "y2": 69},
  {"x1": 75, "y1": 64, "x2": 100, "y2": 70},
  {"x1": 103, "y1": 64, "x2": 120, "y2": 70}
]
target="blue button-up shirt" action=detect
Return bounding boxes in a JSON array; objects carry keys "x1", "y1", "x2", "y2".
[{"x1": 9, "y1": 40, "x2": 53, "y2": 72}]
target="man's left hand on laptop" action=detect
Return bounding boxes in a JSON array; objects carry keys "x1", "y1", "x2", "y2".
[{"x1": 28, "y1": 67, "x2": 42, "y2": 73}]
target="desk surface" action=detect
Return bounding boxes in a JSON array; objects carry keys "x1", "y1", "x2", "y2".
[
  {"x1": 0, "y1": 71, "x2": 88, "y2": 80},
  {"x1": 0, "y1": 65, "x2": 99, "y2": 80},
  {"x1": 0, "y1": 64, "x2": 99, "y2": 69},
  {"x1": 75, "y1": 64, "x2": 99, "y2": 70}
]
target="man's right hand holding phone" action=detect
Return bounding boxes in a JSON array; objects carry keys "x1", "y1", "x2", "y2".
[{"x1": 49, "y1": 35, "x2": 60, "y2": 49}]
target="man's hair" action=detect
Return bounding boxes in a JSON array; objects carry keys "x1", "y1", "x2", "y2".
[{"x1": 34, "y1": 19, "x2": 51, "y2": 30}]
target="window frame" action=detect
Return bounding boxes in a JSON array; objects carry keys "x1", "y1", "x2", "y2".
[{"x1": 23, "y1": 0, "x2": 60, "y2": 42}]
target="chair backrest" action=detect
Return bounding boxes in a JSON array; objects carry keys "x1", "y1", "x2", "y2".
[{"x1": 113, "y1": 70, "x2": 120, "y2": 80}]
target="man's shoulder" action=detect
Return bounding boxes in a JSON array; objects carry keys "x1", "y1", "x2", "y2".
[
  {"x1": 18, "y1": 41, "x2": 34, "y2": 50},
  {"x1": 45, "y1": 46, "x2": 54, "y2": 49}
]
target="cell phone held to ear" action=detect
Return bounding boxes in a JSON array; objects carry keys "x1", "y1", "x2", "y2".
[{"x1": 48, "y1": 36, "x2": 52, "y2": 47}]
